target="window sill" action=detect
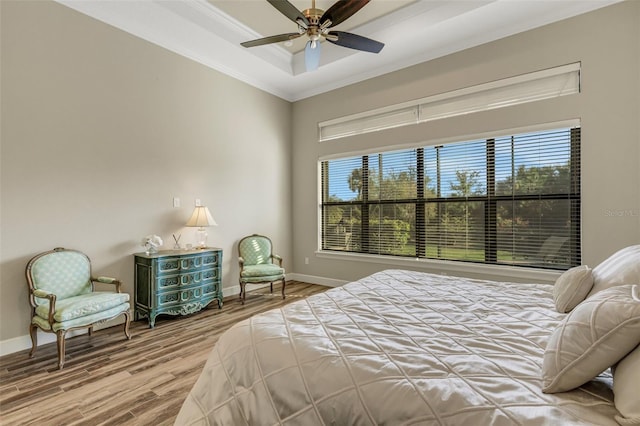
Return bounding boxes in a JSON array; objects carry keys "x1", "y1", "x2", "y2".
[{"x1": 315, "y1": 250, "x2": 562, "y2": 284}]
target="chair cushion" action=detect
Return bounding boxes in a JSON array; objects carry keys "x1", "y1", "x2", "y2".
[
  {"x1": 241, "y1": 264, "x2": 284, "y2": 278},
  {"x1": 35, "y1": 291, "x2": 130, "y2": 322},
  {"x1": 32, "y1": 302, "x2": 130, "y2": 332},
  {"x1": 239, "y1": 236, "x2": 273, "y2": 265},
  {"x1": 31, "y1": 251, "x2": 92, "y2": 301},
  {"x1": 241, "y1": 275, "x2": 285, "y2": 284}
]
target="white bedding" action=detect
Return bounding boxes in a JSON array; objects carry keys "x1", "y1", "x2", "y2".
[{"x1": 175, "y1": 269, "x2": 619, "y2": 425}]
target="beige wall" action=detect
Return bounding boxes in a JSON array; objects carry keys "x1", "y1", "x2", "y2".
[
  {"x1": 291, "y1": 1, "x2": 640, "y2": 283},
  {"x1": 0, "y1": 1, "x2": 292, "y2": 343},
  {"x1": 2, "y1": 0, "x2": 639, "y2": 349}
]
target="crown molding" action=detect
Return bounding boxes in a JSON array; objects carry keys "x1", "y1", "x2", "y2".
[{"x1": 55, "y1": 0, "x2": 623, "y2": 102}]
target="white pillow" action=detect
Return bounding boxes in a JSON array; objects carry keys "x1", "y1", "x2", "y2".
[
  {"x1": 613, "y1": 343, "x2": 640, "y2": 425},
  {"x1": 542, "y1": 284, "x2": 640, "y2": 393},
  {"x1": 553, "y1": 265, "x2": 593, "y2": 313},
  {"x1": 588, "y1": 245, "x2": 640, "y2": 298}
]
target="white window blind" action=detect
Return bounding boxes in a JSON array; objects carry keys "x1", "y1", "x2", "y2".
[
  {"x1": 320, "y1": 107, "x2": 418, "y2": 141},
  {"x1": 319, "y1": 63, "x2": 580, "y2": 142}
]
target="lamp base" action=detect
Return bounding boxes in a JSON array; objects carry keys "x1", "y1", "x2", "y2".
[{"x1": 195, "y1": 228, "x2": 208, "y2": 248}]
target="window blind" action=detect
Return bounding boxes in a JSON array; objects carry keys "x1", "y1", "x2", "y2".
[
  {"x1": 320, "y1": 126, "x2": 581, "y2": 269},
  {"x1": 319, "y1": 63, "x2": 580, "y2": 142}
]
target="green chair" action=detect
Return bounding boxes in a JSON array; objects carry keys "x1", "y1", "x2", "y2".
[
  {"x1": 26, "y1": 247, "x2": 131, "y2": 369},
  {"x1": 238, "y1": 234, "x2": 286, "y2": 304}
]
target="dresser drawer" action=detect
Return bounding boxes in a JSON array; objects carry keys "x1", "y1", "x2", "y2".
[
  {"x1": 155, "y1": 252, "x2": 220, "y2": 275},
  {"x1": 157, "y1": 268, "x2": 219, "y2": 290},
  {"x1": 156, "y1": 282, "x2": 219, "y2": 307},
  {"x1": 180, "y1": 253, "x2": 219, "y2": 271}
]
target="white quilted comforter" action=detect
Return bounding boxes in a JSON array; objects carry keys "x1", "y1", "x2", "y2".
[{"x1": 176, "y1": 269, "x2": 619, "y2": 425}]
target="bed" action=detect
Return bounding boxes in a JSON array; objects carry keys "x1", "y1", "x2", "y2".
[{"x1": 176, "y1": 246, "x2": 640, "y2": 426}]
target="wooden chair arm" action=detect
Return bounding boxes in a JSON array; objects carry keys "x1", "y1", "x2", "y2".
[
  {"x1": 271, "y1": 254, "x2": 283, "y2": 267},
  {"x1": 93, "y1": 276, "x2": 123, "y2": 293},
  {"x1": 238, "y1": 257, "x2": 245, "y2": 268},
  {"x1": 33, "y1": 289, "x2": 57, "y2": 324}
]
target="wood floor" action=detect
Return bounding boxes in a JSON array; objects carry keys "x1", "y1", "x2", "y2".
[{"x1": 0, "y1": 281, "x2": 329, "y2": 425}]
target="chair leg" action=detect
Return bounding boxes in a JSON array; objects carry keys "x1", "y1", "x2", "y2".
[
  {"x1": 88, "y1": 326, "x2": 94, "y2": 337},
  {"x1": 270, "y1": 283, "x2": 273, "y2": 293},
  {"x1": 56, "y1": 330, "x2": 67, "y2": 370},
  {"x1": 240, "y1": 281, "x2": 246, "y2": 305},
  {"x1": 123, "y1": 311, "x2": 132, "y2": 340},
  {"x1": 281, "y1": 277, "x2": 286, "y2": 300},
  {"x1": 28, "y1": 323, "x2": 38, "y2": 359}
]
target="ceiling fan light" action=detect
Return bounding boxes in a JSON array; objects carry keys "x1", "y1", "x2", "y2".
[
  {"x1": 305, "y1": 40, "x2": 321, "y2": 71},
  {"x1": 296, "y1": 17, "x2": 308, "y2": 29},
  {"x1": 320, "y1": 19, "x2": 332, "y2": 31}
]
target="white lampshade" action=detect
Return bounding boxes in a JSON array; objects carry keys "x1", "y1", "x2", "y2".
[
  {"x1": 186, "y1": 206, "x2": 217, "y2": 248},
  {"x1": 186, "y1": 206, "x2": 217, "y2": 227}
]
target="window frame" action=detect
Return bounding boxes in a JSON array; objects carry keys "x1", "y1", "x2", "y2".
[{"x1": 318, "y1": 122, "x2": 581, "y2": 271}]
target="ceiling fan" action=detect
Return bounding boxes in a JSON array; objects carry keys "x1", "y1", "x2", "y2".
[{"x1": 241, "y1": 0, "x2": 384, "y2": 72}]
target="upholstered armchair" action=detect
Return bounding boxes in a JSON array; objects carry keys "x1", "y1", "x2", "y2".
[
  {"x1": 238, "y1": 234, "x2": 286, "y2": 304},
  {"x1": 26, "y1": 247, "x2": 131, "y2": 369}
]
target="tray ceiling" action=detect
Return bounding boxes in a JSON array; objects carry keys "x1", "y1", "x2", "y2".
[{"x1": 55, "y1": 0, "x2": 622, "y2": 101}]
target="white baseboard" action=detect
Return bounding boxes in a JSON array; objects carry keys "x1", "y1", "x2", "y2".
[
  {"x1": 224, "y1": 284, "x2": 241, "y2": 296},
  {"x1": 287, "y1": 273, "x2": 347, "y2": 288},
  {"x1": 223, "y1": 274, "x2": 341, "y2": 295},
  {"x1": 1, "y1": 331, "x2": 50, "y2": 357},
  {"x1": 0, "y1": 313, "x2": 135, "y2": 357}
]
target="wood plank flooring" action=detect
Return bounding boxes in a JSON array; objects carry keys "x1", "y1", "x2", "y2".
[{"x1": 0, "y1": 281, "x2": 329, "y2": 425}]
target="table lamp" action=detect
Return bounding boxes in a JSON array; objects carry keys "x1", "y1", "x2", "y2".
[{"x1": 186, "y1": 206, "x2": 217, "y2": 248}]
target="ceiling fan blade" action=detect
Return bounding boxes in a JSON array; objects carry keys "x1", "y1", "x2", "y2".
[
  {"x1": 305, "y1": 40, "x2": 322, "y2": 72},
  {"x1": 326, "y1": 31, "x2": 384, "y2": 53},
  {"x1": 241, "y1": 33, "x2": 303, "y2": 48},
  {"x1": 267, "y1": 0, "x2": 309, "y2": 27},
  {"x1": 320, "y1": 0, "x2": 370, "y2": 28}
]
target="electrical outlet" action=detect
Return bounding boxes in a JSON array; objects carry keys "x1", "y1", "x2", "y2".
[
  {"x1": 305, "y1": 257, "x2": 309, "y2": 265},
  {"x1": 173, "y1": 197, "x2": 180, "y2": 208},
  {"x1": 195, "y1": 198, "x2": 201, "y2": 207}
]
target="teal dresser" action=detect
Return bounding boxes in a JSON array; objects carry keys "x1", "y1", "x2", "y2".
[{"x1": 134, "y1": 248, "x2": 223, "y2": 328}]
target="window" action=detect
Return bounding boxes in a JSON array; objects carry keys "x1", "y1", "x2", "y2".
[{"x1": 320, "y1": 126, "x2": 581, "y2": 269}]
